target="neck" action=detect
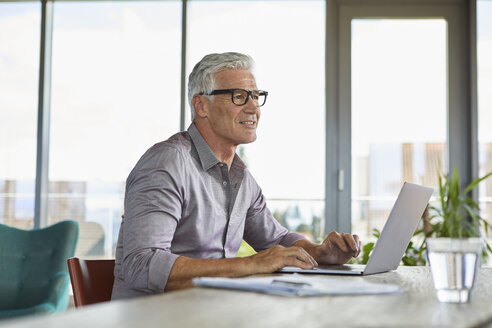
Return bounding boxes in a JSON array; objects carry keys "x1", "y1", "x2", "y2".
[
  {"x1": 213, "y1": 147, "x2": 237, "y2": 169},
  {"x1": 195, "y1": 122, "x2": 237, "y2": 169}
]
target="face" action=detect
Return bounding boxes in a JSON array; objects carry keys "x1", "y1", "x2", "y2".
[{"x1": 197, "y1": 69, "x2": 261, "y2": 148}]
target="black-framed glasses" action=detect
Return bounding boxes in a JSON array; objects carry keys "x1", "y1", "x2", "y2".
[{"x1": 199, "y1": 88, "x2": 268, "y2": 107}]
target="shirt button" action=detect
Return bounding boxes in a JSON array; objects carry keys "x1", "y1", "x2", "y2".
[{"x1": 223, "y1": 181, "x2": 227, "y2": 186}]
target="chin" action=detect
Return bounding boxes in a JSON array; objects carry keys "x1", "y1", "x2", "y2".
[{"x1": 239, "y1": 135, "x2": 257, "y2": 144}]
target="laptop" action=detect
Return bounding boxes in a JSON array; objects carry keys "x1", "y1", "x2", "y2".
[{"x1": 277, "y1": 182, "x2": 433, "y2": 276}]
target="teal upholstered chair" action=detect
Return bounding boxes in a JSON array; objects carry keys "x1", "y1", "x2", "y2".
[{"x1": 0, "y1": 221, "x2": 78, "y2": 319}]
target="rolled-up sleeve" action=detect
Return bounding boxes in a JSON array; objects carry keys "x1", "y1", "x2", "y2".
[
  {"x1": 243, "y1": 185, "x2": 306, "y2": 252},
  {"x1": 121, "y1": 146, "x2": 185, "y2": 293}
]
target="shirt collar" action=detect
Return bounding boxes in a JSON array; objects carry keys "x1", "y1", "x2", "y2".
[
  {"x1": 187, "y1": 123, "x2": 247, "y2": 171},
  {"x1": 232, "y1": 153, "x2": 246, "y2": 169}
]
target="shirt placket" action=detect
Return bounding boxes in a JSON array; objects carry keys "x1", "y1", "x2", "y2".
[{"x1": 218, "y1": 162, "x2": 232, "y2": 257}]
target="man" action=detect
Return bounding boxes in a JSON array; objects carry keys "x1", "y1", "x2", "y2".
[{"x1": 111, "y1": 52, "x2": 361, "y2": 299}]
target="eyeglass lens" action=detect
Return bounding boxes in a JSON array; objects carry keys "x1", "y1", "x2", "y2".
[{"x1": 232, "y1": 89, "x2": 266, "y2": 107}]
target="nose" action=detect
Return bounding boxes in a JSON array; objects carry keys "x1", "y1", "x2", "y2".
[{"x1": 243, "y1": 96, "x2": 259, "y2": 114}]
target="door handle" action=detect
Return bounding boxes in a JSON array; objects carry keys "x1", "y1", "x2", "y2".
[{"x1": 338, "y1": 169, "x2": 344, "y2": 191}]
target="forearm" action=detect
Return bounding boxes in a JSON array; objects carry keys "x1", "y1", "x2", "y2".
[
  {"x1": 165, "y1": 242, "x2": 320, "y2": 291},
  {"x1": 165, "y1": 256, "x2": 254, "y2": 291}
]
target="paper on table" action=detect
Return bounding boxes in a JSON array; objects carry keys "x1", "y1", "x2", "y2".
[{"x1": 192, "y1": 275, "x2": 402, "y2": 297}]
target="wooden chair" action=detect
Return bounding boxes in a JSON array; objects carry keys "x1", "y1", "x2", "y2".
[{"x1": 67, "y1": 257, "x2": 115, "y2": 307}]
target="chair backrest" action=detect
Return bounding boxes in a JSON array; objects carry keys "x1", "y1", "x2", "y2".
[
  {"x1": 0, "y1": 221, "x2": 78, "y2": 313},
  {"x1": 67, "y1": 257, "x2": 115, "y2": 307}
]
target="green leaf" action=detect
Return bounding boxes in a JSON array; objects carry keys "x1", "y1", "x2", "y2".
[
  {"x1": 402, "y1": 256, "x2": 416, "y2": 266},
  {"x1": 463, "y1": 171, "x2": 492, "y2": 195},
  {"x1": 361, "y1": 242, "x2": 375, "y2": 265}
]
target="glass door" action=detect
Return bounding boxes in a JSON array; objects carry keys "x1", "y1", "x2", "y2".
[
  {"x1": 350, "y1": 19, "x2": 447, "y2": 240},
  {"x1": 478, "y1": 0, "x2": 492, "y2": 240},
  {"x1": 336, "y1": 3, "x2": 470, "y2": 241}
]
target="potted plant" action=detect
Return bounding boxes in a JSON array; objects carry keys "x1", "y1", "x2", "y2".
[
  {"x1": 354, "y1": 167, "x2": 492, "y2": 265},
  {"x1": 425, "y1": 166, "x2": 492, "y2": 259},
  {"x1": 424, "y1": 167, "x2": 492, "y2": 303}
]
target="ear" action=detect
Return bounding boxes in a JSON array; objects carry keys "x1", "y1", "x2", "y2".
[{"x1": 193, "y1": 94, "x2": 209, "y2": 119}]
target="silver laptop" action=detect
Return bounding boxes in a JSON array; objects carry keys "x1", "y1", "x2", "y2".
[{"x1": 277, "y1": 182, "x2": 433, "y2": 276}]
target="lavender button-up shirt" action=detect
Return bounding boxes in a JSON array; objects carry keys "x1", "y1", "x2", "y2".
[{"x1": 111, "y1": 123, "x2": 306, "y2": 299}]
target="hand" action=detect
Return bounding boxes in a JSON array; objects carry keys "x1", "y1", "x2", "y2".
[
  {"x1": 315, "y1": 231, "x2": 362, "y2": 265},
  {"x1": 247, "y1": 245, "x2": 318, "y2": 274}
]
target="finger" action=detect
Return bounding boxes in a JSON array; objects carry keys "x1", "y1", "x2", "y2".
[
  {"x1": 353, "y1": 234, "x2": 360, "y2": 245},
  {"x1": 341, "y1": 233, "x2": 358, "y2": 255},
  {"x1": 353, "y1": 235, "x2": 362, "y2": 257},
  {"x1": 294, "y1": 247, "x2": 317, "y2": 267},
  {"x1": 356, "y1": 240, "x2": 362, "y2": 257},
  {"x1": 327, "y1": 232, "x2": 349, "y2": 252},
  {"x1": 286, "y1": 256, "x2": 316, "y2": 270},
  {"x1": 285, "y1": 247, "x2": 317, "y2": 268},
  {"x1": 299, "y1": 248, "x2": 318, "y2": 267}
]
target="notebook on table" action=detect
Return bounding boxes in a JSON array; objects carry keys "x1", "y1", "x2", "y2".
[{"x1": 277, "y1": 182, "x2": 433, "y2": 276}]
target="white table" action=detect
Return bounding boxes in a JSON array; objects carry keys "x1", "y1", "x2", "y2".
[{"x1": 2, "y1": 266, "x2": 492, "y2": 328}]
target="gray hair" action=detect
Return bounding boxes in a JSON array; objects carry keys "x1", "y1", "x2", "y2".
[{"x1": 188, "y1": 52, "x2": 255, "y2": 121}]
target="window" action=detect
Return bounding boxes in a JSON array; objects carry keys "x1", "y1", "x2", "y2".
[
  {"x1": 187, "y1": 0, "x2": 325, "y2": 241},
  {"x1": 1, "y1": 0, "x2": 485, "y2": 260},
  {"x1": 478, "y1": 0, "x2": 492, "y2": 228},
  {"x1": 0, "y1": 3, "x2": 40, "y2": 230},
  {"x1": 49, "y1": 1, "x2": 181, "y2": 257},
  {"x1": 350, "y1": 19, "x2": 447, "y2": 240}
]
